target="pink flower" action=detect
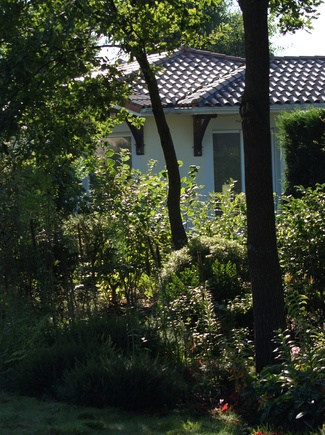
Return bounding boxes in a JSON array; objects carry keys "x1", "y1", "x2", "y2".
[{"x1": 291, "y1": 346, "x2": 300, "y2": 361}]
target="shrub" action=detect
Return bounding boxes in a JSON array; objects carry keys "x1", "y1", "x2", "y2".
[
  {"x1": 161, "y1": 236, "x2": 249, "y2": 298},
  {"x1": 6, "y1": 340, "x2": 91, "y2": 397},
  {"x1": 159, "y1": 285, "x2": 221, "y2": 362},
  {"x1": 277, "y1": 107, "x2": 325, "y2": 195},
  {"x1": 189, "y1": 180, "x2": 247, "y2": 243},
  {"x1": 0, "y1": 300, "x2": 56, "y2": 378},
  {"x1": 256, "y1": 331, "x2": 325, "y2": 432},
  {"x1": 160, "y1": 236, "x2": 251, "y2": 331},
  {"x1": 255, "y1": 293, "x2": 325, "y2": 432},
  {"x1": 277, "y1": 184, "x2": 325, "y2": 314},
  {"x1": 2, "y1": 314, "x2": 128, "y2": 397},
  {"x1": 2, "y1": 310, "x2": 187, "y2": 410},
  {"x1": 59, "y1": 353, "x2": 187, "y2": 410}
]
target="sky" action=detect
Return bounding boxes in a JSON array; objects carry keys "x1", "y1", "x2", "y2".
[{"x1": 272, "y1": 2, "x2": 325, "y2": 56}]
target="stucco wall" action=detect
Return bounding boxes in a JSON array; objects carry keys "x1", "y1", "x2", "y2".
[{"x1": 109, "y1": 110, "x2": 284, "y2": 197}]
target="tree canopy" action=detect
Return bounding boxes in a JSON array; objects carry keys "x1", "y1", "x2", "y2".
[{"x1": 0, "y1": 0, "x2": 129, "y2": 159}]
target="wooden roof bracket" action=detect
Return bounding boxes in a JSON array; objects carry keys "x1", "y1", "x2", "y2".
[
  {"x1": 126, "y1": 119, "x2": 145, "y2": 155},
  {"x1": 193, "y1": 115, "x2": 217, "y2": 156}
]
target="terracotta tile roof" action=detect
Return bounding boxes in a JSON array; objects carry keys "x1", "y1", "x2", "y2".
[
  {"x1": 269, "y1": 58, "x2": 325, "y2": 105},
  {"x1": 120, "y1": 47, "x2": 325, "y2": 110}
]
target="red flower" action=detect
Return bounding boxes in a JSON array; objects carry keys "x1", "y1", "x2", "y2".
[{"x1": 221, "y1": 403, "x2": 229, "y2": 413}]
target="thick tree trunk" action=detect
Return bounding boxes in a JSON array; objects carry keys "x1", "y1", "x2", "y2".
[
  {"x1": 135, "y1": 51, "x2": 188, "y2": 250},
  {"x1": 239, "y1": 0, "x2": 286, "y2": 372}
]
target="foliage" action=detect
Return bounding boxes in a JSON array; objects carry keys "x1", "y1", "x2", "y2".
[
  {"x1": 0, "y1": 150, "x2": 172, "y2": 319},
  {"x1": 0, "y1": 150, "x2": 81, "y2": 320},
  {"x1": 97, "y1": 0, "x2": 244, "y2": 56},
  {"x1": 276, "y1": 108, "x2": 325, "y2": 195},
  {"x1": 1, "y1": 0, "x2": 324, "y2": 428},
  {"x1": 60, "y1": 352, "x2": 186, "y2": 410},
  {"x1": 269, "y1": 0, "x2": 322, "y2": 34},
  {"x1": 2, "y1": 153, "x2": 325, "y2": 432},
  {"x1": 188, "y1": 180, "x2": 247, "y2": 243},
  {"x1": 95, "y1": 0, "x2": 253, "y2": 249},
  {"x1": 156, "y1": 235, "x2": 253, "y2": 413},
  {"x1": 2, "y1": 311, "x2": 187, "y2": 411},
  {"x1": 158, "y1": 283, "x2": 221, "y2": 363},
  {"x1": 216, "y1": 327, "x2": 255, "y2": 397},
  {"x1": 155, "y1": 282, "x2": 254, "y2": 413},
  {"x1": 256, "y1": 185, "x2": 325, "y2": 431},
  {"x1": 192, "y1": 1, "x2": 246, "y2": 57},
  {"x1": 256, "y1": 292, "x2": 325, "y2": 432},
  {"x1": 68, "y1": 155, "x2": 171, "y2": 309},
  {"x1": 161, "y1": 235, "x2": 249, "y2": 303},
  {"x1": 0, "y1": 0, "x2": 127, "y2": 153},
  {"x1": 239, "y1": 0, "x2": 321, "y2": 372},
  {"x1": 277, "y1": 184, "x2": 325, "y2": 314}
]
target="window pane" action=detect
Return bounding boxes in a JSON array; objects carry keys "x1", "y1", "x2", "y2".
[{"x1": 213, "y1": 133, "x2": 241, "y2": 192}]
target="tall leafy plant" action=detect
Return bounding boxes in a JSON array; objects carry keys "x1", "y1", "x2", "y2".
[
  {"x1": 257, "y1": 292, "x2": 325, "y2": 431},
  {"x1": 187, "y1": 180, "x2": 247, "y2": 243},
  {"x1": 65, "y1": 153, "x2": 173, "y2": 309},
  {"x1": 277, "y1": 184, "x2": 325, "y2": 314}
]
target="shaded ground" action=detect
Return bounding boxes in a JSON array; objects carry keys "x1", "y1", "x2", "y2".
[{"x1": 0, "y1": 391, "x2": 248, "y2": 435}]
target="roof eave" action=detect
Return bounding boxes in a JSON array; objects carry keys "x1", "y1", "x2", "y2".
[
  {"x1": 116, "y1": 101, "x2": 325, "y2": 118},
  {"x1": 269, "y1": 102, "x2": 325, "y2": 112},
  {"x1": 139, "y1": 106, "x2": 239, "y2": 116}
]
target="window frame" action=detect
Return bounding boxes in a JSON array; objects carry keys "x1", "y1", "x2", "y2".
[{"x1": 212, "y1": 130, "x2": 245, "y2": 193}]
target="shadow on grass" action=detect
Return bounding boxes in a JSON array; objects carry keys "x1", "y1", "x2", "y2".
[{"x1": 0, "y1": 391, "x2": 248, "y2": 435}]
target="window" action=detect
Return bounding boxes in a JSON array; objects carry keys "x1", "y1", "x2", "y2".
[
  {"x1": 99, "y1": 136, "x2": 132, "y2": 167},
  {"x1": 213, "y1": 132, "x2": 242, "y2": 192}
]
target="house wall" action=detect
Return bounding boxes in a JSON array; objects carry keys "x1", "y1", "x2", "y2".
[{"x1": 109, "y1": 111, "x2": 284, "y2": 198}]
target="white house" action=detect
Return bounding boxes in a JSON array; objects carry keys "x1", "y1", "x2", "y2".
[{"x1": 107, "y1": 47, "x2": 325, "y2": 197}]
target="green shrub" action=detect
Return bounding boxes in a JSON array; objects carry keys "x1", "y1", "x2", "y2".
[
  {"x1": 256, "y1": 331, "x2": 325, "y2": 431},
  {"x1": 2, "y1": 310, "x2": 185, "y2": 410},
  {"x1": 2, "y1": 314, "x2": 128, "y2": 397},
  {"x1": 64, "y1": 315, "x2": 130, "y2": 354},
  {"x1": 161, "y1": 236, "x2": 249, "y2": 297},
  {"x1": 162, "y1": 285, "x2": 220, "y2": 361},
  {"x1": 255, "y1": 293, "x2": 325, "y2": 431},
  {"x1": 188, "y1": 236, "x2": 249, "y2": 283},
  {"x1": 277, "y1": 107, "x2": 325, "y2": 195},
  {"x1": 189, "y1": 180, "x2": 247, "y2": 243},
  {"x1": 6, "y1": 341, "x2": 91, "y2": 397},
  {"x1": 0, "y1": 301, "x2": 56, "y2": 376},
  {"x1": 277, "y1": 184, "x2": 325, "y2": 314},
  {"x1": 59, "y1": 353, "x2": 187, "y2": 410},
  {"x1": 219, "y1": 327, "x2": 255, "y2": 395},
  {"x1": 160, "y1": 236, "x2": 251, "y2": 332},
  {"x1": 210, "y1": 259, "x2": 241, "y2": 302}
]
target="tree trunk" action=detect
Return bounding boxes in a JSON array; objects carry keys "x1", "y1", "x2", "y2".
[
  {"x1": 239, "y1": 0, "x2": 286, "y2": 372},
  {"x1": 135, "y1": 51, "x2": 188, "y2": 250}
]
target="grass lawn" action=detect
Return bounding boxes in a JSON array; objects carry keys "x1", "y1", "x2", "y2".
[{"x1": 0, "y1": 390, "x2": 251, "y2": 435}]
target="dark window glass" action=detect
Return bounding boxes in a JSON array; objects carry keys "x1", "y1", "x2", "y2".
[{"x1": 213, "y1": 133, "x2": 241, "y2": 192}]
